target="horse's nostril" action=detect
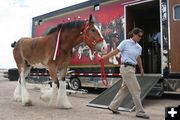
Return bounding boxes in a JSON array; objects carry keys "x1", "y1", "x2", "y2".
[
  {"x1": 102, "y1": 46, "x2": 106, "y2": 50},
  {"x1": 101, "y1": 46, "x2": 107, "y2": 54}
]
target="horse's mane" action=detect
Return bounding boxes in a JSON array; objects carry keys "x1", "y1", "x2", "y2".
[{"x1": 47, "y1": 20, "x2": 85, "y2": 35}]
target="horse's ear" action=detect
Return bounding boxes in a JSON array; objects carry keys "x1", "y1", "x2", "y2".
[{"x1": 88, "y1": 14, "x2": 93, "y2": 24}]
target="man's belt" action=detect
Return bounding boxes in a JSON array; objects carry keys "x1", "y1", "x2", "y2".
[{"x1": 122, "y1": 62, "x2": 136, "y2": 68}]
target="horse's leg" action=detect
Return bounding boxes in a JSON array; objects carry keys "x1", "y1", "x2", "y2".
[
  {"x1": 13, "y1": 66, "x2": 32, "y2": 104},
  {"x1": 40, "y1": 65, "x2": 58, "y2": 105},
  {"x1": 19, "y1": 65, "x2": 32, "y2": 106},
  {"x1": 56, "y1": 68, "x2": 72, "y2": 109},
  {"x1": 47, "y1": 81, "x2": 59, "y2": 105},
  {"x1": 13, "y1": 78, "x2": 21, "y2": 102}
]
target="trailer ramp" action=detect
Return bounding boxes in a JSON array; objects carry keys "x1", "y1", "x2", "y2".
[{"x1": 87, "y1": 75, "x2": 161, "y2": 112}]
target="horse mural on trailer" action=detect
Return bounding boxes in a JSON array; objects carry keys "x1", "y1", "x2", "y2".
[{"x1": 11, "y1": 14, "x2": 108, "y2": 109}]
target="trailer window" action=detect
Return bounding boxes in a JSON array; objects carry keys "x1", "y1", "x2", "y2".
[{"x1": 174, "y1": 5, "x2": 180, "y2": 20}]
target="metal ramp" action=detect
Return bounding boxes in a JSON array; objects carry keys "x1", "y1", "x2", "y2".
[{"x1": 87, "y1": 74, "x2": 161, "y2": 112}]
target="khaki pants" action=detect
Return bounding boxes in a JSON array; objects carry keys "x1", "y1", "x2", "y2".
[{"x1": 109, "y1": 65, "x2": 144, "y2": 113}]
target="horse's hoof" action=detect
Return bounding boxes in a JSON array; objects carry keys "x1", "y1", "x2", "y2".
[
  {"x1": 56, "y1": 103, "x2": 73, "y2": 109},
  {"x1": 23, "y1": 101, "x2": 32, "y2": 106},
  {"x1": 58, "y1": 106, "x2": 73, "y2": 109},
  {"x1": 40, "y1": 94, "x2": 51, "y2": 103},
  {"x1": 61, "y1": 107, "x2": 72, "y2": 110}
]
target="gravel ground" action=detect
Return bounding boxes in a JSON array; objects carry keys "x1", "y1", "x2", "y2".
[{"x1": 0, "y1": 76, "x2": 180, "y2": 120}]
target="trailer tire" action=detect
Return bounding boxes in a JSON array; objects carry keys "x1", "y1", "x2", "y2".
[{"x1": 70, "y1": 78, "x2": 81, "y2": 90}]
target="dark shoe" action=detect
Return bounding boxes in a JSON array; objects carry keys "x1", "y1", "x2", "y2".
[
  {"x1": 108, "y1": 107, "x2": 120, "y2": 114},
  {"x1": 136, "y1": 112, "x2": 150, "y2": 119}
]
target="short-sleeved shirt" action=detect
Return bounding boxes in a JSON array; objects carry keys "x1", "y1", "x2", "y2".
[{"x1": 117, "y1": 38, "x2": 142, "y2": 65}]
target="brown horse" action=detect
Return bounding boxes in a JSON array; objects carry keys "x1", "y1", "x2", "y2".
[{"x1": 12, "y1": 14, "x2": 107, "y2": 108}]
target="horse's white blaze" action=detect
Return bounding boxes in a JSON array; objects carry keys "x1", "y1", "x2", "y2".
[
  {"x1": 95, "y1": 40, "x2": 108, "y2": 55},
  {"x1": 56, "y1": 80, "x2": 72, "y2": 109},
  {"x1": 94, "y1": 24, "x2": 104, "y2": 38},
  {"x1": 94, "y1": 24, "x2": 108, "y2": 54}
]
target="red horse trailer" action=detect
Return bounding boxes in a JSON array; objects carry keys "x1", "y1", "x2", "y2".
[{"x1": 30, "y1": 0, "x2": 180, "y2": 95}]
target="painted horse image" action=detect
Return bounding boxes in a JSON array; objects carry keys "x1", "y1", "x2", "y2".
[{"x1": 11, "y1": 14, "x2": 107, "y2": 109}]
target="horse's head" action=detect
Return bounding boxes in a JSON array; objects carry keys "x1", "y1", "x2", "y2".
[{"x1": 82, "y1": 14, "x2": 107, "y2": 55}]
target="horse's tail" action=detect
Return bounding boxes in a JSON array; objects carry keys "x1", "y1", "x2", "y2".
[{"x1": 11, "y1": 41, "x2": 17, "y2": 48}]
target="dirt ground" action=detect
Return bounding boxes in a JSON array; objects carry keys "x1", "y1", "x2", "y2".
[{"x1": 0, "y1": 76, "x2": 180, "y2": 120}]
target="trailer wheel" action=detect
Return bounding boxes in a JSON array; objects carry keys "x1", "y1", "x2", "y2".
[{"x1": 70, "y1": 78, "x2": 81, "y2": 90}]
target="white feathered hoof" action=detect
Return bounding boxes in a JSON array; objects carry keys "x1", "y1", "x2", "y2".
[
  {"x1": 21, "y1": 86, "x2": 32, "y2": 106},
  {"x1": 21, "y1": 91, "x2": 32, "y2": 106},
  {"x1": 40, "y1": 85, "x2": 58, "y2": 106},
  {"x1": 13, "y1": 92, "x2": 21, "y2": 102},
  {"x1": 40, "y1": 89, "x2": 52, "y2": 103},
  {"x1": 56, "y1": 81, "x2": 72, "y2": 109},
  {"x1": 56, "y1": 101, "x2": 72, "y2": 109},
  {"x1": 57, "y1": 104, "x2": 73, "y2": 109},
  {"x1": 40, "y1": 94, "x2": 50, "y2": 103},
  {"x1": 22, "y1": 100, "x2": 32, "y2": 106},
  {"x1": 13, "y1": 83, "x2": 21, "y2": 102}
]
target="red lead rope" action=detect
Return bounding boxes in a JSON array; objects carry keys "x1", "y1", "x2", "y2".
[
  {"x1": 95, "y1": 53, "x2": 108, "y2": 87},
  {"x1": 100, "y1": 59, "x2": 108, "y2": 87}
]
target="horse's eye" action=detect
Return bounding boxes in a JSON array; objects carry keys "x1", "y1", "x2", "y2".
[{"x1": 91, "y1": 29, "x2": 96, "y2": 32}]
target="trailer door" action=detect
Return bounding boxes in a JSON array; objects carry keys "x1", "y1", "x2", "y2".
[
  {"x1": 169, "y1": 0, "x2": 180, "y2": 73},
  {"x1": 125, "y1": 0, "x2": 162, "y2": 74}
]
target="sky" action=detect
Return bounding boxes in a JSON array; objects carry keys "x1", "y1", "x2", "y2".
[{"x1": 0, "y1": 0, "x2": 87, "y2": 69}]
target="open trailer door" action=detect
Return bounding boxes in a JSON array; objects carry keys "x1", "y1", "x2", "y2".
[
  {"x1": 168, "y1": 0, "x2": 180, "y2": 74},
  {"x1": 125, "y1": 0, "x2": 162, "y2": 75},
  {"x1": 125, "y1": 0, "x2": 164, "y2": 95}
]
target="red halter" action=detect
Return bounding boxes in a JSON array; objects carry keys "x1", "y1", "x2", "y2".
[{"x1": 82, "y1": 22, "x2": 103, "y2": 50}]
